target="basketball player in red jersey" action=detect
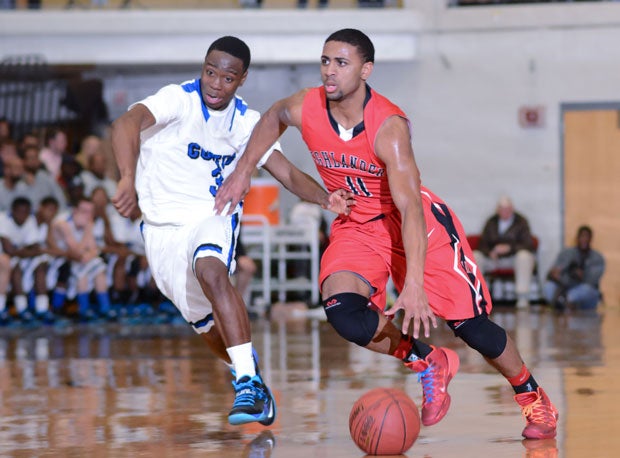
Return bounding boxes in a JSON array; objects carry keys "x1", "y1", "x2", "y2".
[{"x1": 215, "y1": 29, "x2": 557, "y2": 439}]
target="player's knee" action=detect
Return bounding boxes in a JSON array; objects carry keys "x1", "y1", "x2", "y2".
[
  {"x1": 195, "y1": 257, "x2": 227, "y2": 287},
  {"x1": 449, "y1": 314, "x2": 507, "y2": 359},
  {"x1": 323, "y1": 293, "x2": 379, "y2": 347}
]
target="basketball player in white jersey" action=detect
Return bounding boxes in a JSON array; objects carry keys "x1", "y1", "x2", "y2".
[{"x1": 110, "y1": 36, "x2": 353, "y2": 426}]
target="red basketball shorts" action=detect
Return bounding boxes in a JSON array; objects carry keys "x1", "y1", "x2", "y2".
[{"x1": 320, "y1": 190, "x2": 492, "y2": 321}]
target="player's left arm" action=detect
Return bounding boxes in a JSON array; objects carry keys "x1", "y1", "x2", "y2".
[
  {"x1": 262, "y1": 150, "x2": 355, "y2": 215},
  {"x1": 378, "y1": 116, "x2": 437, "y2": 339}
]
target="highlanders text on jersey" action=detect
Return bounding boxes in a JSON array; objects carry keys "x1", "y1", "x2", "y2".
[
  {"x1": 134, "y1": 79, "x2": 278, "y2": 226},
  {"x1": 301, "y1": 86, "x2": 405, "y2": 223}
]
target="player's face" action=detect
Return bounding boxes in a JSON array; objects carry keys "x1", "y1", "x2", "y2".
[
  {"x1": 73, "y1": 201, "x2": 94, "y2": 228},
  {"x1": 200, "y1": 50, "x2": 248, "y2": 111},
  {"x1": 12, "y1": 205, "x2": 31, "y2": 226},
  {"x1": 577, "y1": 230, "x2": 592, "y2": 250},
  {"x1": 320, "y1": 41, "x2": 373, "y2": 102},
  {"x1": 39, "y1": 204, "x2": 58, "y2": 223}
]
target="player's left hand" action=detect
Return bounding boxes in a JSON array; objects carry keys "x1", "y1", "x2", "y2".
[
  {"x1": 385, "y1": 283, "x2": 437, "y2": 339},
  {"x1": 214, "y1": 168, "x2": 251, "y2": 216},
  {"x1": 325, "y1": 189, "x2": 356, "y2": 215}
]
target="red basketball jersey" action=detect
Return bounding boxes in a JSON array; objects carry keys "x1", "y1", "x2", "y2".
[{"x1": 301, "y1": 86, "x2": 406, "y2": 223}]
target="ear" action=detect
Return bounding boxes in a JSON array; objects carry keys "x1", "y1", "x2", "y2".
[
  {"x1": 238, "y1": 70, "x2": 249, "y2": 88},
  {"x1": 361, "y1": 61, "x2": 374, "y2": 82}
]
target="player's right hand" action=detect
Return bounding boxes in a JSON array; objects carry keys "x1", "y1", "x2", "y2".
[{"x1": 112, "y1": 176, "x2": 140, "y2": 219}]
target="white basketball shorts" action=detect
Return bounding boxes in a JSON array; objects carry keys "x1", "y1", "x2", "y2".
[{"x1": 142, "y1": 213, "x2": 241, "y2": 334}]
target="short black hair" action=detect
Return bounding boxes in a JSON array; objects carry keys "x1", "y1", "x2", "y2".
[
  {"x1": 577, "y1": 225, "x2": 593, "y2": 237},
  {"x1": 11, "y1": 196, "x2": 32, "y2": 211},
  {"x1": 40, "y1": 196, "x2": 59, "y2": 208},
  {"x1": 325, "y1": 28, "x2": 375, "y2": 63},
  {"x1": 207, "y1": 36, "x2": 251, "y2": 72}
]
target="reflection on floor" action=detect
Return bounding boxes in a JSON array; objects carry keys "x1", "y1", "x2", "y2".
[{"x1": 0, "y1": 304, "x2": 616, "y2": 457}]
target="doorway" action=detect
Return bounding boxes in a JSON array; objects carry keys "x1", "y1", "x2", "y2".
[{"x1": 562, "y1": 103, "x2": 620, "y2": 306}]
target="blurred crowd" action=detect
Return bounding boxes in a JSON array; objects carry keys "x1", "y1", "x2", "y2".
[{"x1": 0, "y1": 118, "x2": 181, "y2": 328}]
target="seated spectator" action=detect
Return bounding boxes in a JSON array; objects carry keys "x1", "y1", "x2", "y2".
[
  {"x1": 473, "y1": 195, "x2": 536, "y2": 308},
  {"x1": 48, "y1": 197, "x2": 112, "y2": 321},
  {"x1": 0, "y1": 155, "x2": 28, "y2": 212},
  {"x1": 0, "y1": 138, "x2": 19, "y2": 177},
  {"x1": 0, "y1": 117, "x2": 11, "y2": 143},
  {"x1": 40, "y1": 128, "x2": 69, "y2": 180},
  {"x1": 75, "y1": 134, "x2": 102, "y2": 170},
  {"x1": 81, "y1": 151, "x2": 117, "y2": 199},
  {"x1": 18, "y1": 131, "x2": 40, "y2": 152},
  {"x1": 544, "y1": 225, "x2": 605, "y2": 310},
  {"x1": 0, "y1": 197, "x2": 52, "y2": 323},
  {"x1": 90, "y1": 187, "x2": 131, "y2": 305},
  {"x1": 57, "y1": 156, "x2": 84, "y2": 205},
  {"x1": 21, "y1": 144, "x2": 68, "y2": 211},
  {"x1": 109, "y1": 209, "x2": 155, "y2": 307}
]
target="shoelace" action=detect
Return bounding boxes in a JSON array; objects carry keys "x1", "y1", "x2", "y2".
[
  {"x1": 418, "y1": 365, "x2": 438, "y2": 403},
  {"x1": 522, "y1": 399, "x2": 556, "y2": 426},
  {"x1": 232, "y1": 378, "x2": 267, "y2": 407}
]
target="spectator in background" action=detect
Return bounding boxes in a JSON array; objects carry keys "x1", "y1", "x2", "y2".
[
  {"x1": 473, "y1": 195, "x2": 536, "y2": 308},
  {"x1": 90, "y1": 186, "x2": 130, "y2": 306},
  {"x1": 0, "y1": 197, "x2": 51, "y2": 323},
  {"x1": 0, "y1": 155, "x2": 28, "y2": 212},
  {"x1": 0, "y1": 117, "x2": 11, "y2": 143},
  {"x1": 81, "y1": 151, "x2": 117, "y2": 199},
  {"x1": 75, "y1": 134, "x2": 103, "y2": 170},
  {"x1": 48, "y1": 197, "x2": 112, "y2": 321},
  {"x1": 40, "y1": 128, "x2": 69, "y2": 179},
  {"x1": 21, "y1": 144, "x2": 68, "y2": 211},
  {"x1": 544, "y1": 225, "x2": 605, "y2": 310},
  {"x1": 0, "y1": 137, "x2": 19, "y2": 177},
  {"x1": 18, "y1": 131, "x2": 40, "y2": 152},
  {"x1": 57, "y1": 155, "x2": 83, "y2": 205}
]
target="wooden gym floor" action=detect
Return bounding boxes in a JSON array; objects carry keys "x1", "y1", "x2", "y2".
[{"x1": 0, "y1": 304, "x2": 617, "y2": 457}]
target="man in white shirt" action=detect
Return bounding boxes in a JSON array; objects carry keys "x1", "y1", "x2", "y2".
[{"x1": 111, "y1": 36, "x2": 352, "y2": 427}]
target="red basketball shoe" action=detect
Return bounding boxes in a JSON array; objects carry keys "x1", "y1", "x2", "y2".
[
  {"x1": 514, "y1": 387, "x2": 558, "y2": 439},
  {"x1": 404, "y1": 346, "x2": 460, "y2": 426}
]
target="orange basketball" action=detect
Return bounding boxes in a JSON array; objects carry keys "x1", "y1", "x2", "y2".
[{"x1": 349, "y1": 387, "x2": 420, "y2": 456}]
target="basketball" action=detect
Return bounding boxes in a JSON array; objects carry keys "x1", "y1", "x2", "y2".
[{"x1": 349, "y1": 387, "x2": 421, "y2": 456}]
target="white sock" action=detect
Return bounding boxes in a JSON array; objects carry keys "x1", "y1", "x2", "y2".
[
  {"x1": 14, "y1": 295, "x2": 28, "y2": 314},
  {"x1": 35, "y1": 294, "x2": 50, "y2": 314},
  {"x1": 226, "y1": 342, "x2": 256, "y2": 381},
  {"x1": 0, "y1": 294, "x2": 6, "y2": 312}
]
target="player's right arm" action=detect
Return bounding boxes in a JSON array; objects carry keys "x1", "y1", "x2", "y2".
[
  {"x1": 214, "y1": 89, "x2": 308, "y2": 215},
  {"x1": 110, "y1": 103, "x2": 156, "y2": 219}
]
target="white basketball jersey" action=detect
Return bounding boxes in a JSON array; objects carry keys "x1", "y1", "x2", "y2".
[
  {"x1": 0, "y1": 213, "x2": 41, "y2": 248},
  {"x1": 133, "y1": 79, "x2": 278, "y2": 226}
]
